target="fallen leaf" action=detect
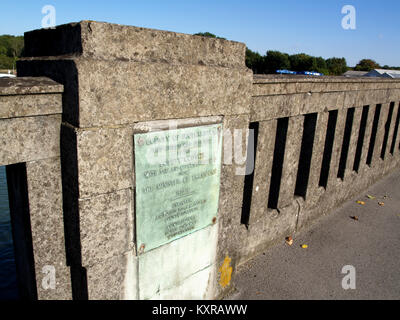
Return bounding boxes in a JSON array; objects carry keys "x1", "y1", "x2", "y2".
[
  {"x1": 350, "y1": 216, "x2": 359, "y2": 221},
  {"x1": 285, "y1": 236, "x2": 294, "y2": 246},
  {"x1": 378, "y1": 202, "x2": 385, "y2": 206},
  {"x1": 367, "y1": 195, "x2": 376, "y2": 200},
  {"x1": 357, "y1": 201, "x2": 365, "y2": 205},
  {"x1": 301, "y1": 244, "x2": 308, "y2": 249}
]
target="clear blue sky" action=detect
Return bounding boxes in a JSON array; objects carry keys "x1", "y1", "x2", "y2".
[{"x1": 1, "y1": 0, "x2": 399, "y2": 67}]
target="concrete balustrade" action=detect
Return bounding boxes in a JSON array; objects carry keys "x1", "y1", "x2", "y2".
[
  {"x1": 240, "y1": 76, "x2": 400, "y2": 267},
  {"x1": 0, "y1": 21, "x2": 399, "y2": 300},
  {"x1": 0, "y1": 77, "x2": 71, "y2": 300}
]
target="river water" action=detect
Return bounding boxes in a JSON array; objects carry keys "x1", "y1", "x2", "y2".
[{"x1": 0, "y1": 166, "x2": 18, "y2": 300}]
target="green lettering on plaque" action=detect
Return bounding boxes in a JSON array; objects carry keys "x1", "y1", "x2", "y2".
[{"x1": 134, "y1": 123, "x2": 223, "y2": 253}]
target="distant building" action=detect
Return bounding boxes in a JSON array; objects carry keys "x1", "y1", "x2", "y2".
[
  {"x1": 343, "y1": 70, "x2": 369, "y2": 77},
  {"x1": 365, "y1": 69, "x2": 400, "y2": 79}
]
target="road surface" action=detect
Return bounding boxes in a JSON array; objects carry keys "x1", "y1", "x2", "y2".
[{"x1": 228, "y1": 169, "x2": 400, "y2": 300}]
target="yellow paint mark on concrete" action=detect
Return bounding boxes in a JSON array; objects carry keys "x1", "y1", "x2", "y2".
[{"x1": 219, "y1": 256, "x2": 233, "y2": 288}]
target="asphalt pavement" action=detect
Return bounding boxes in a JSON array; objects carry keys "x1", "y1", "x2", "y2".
[{"x1": 228, "y1": 169, "x2": 400, "y2": 300}]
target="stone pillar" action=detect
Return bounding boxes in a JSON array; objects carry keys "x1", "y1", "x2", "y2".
[
  {"x1": 18, "y1": 21, "x2": 252, "y2": 300},
  {"x1": 246, "y1": 119, "x2": 277, "y2": 224},
  {"x1": 0, "y1": 77, "x2": 71, "y2": 300},
  {"x1": 359, "y1": 106, "x2": 375, "y2": 174},
  {"x1": 276, "y1": 116, "x2": 303, "y2": 209},
  {"x1": 343, "y1": 107, "x2": 362, "y2": 181},
  {"x1": 306, "y1": 111, "x2": 329, "y2": 205},
  {"x1": 327, "y1": 108, "x2": 347, "y2": 190}
]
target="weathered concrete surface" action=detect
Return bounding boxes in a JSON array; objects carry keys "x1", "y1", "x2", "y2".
[
  {"x1": 305, "y1": 112, "x2": 329, "y2": 205},
  {"x1": 253, "y1": 74, "x2": 400, "y2": 96},
  {"x1": 75, "y1": 58, "x2": 251, "y2": 127},
  {"x1": 0, "y1": 77, "x2": 63, "y2": 95},
  {"x1": 26, "y1": 158, "x2": 72, "y2": 300},
  {"x1": 16, "y1": 60, "x2": 79, "y2": 125},
  {"x1": 0, "y1": 77, "x2": 71, "y2": 300},
  {"x1": 24, "y1": 21, "x2": 246, "y2": 68},
  {"x1": 75, "y1": 126, "x2": 133, "y2": 198},
  {"x1": 276, "y1": 116, "x2": 303, "y2": 208},
  {"x1": 228, "y1": 169, "x2": 400, "y2": 300},
  {"x1": 14, "y1": 21, "x2": 400, "y2": 300},
  {"x1": 19, "y1": 21, "x2": 253, "y2": 128},
  {"x1": 78, "y1": 188, "x2": 134, "y2": 268},
  {"x1": 85, "y1": 251, "x2": 132, "y2": 300},
  {"x1": 246, "y1": 120, "x2": 277, "y2": 224},
  {"x1": 214, "y1": 115, "x2": 249, "y2": 299},
  {"x1": 18, "y1": 20, "x2": 254, "y2": 300},
  {"x1": 0, "y1": 78, "x2": 63, "y2": 167},
  {"x1": 19, "y1": 58, "x2": 252, "y2": 128},
  {"x1": 0, "y1": 115, "x2": 61, "y2": 166},
  {"x1": 0, "y1": 94, "x2": 62, "y2": 119}
]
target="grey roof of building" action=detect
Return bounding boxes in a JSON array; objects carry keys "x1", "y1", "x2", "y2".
[
  {"x1": 368, "y1": 69, "x2": 400, "y2": 78},
  {"x1": 343, "y1": 70, "x2": 369, "y2": 77}
]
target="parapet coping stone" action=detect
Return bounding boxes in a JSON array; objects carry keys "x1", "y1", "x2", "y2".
[
  {"x1": 23, "y1": 21, "x2": 246, "y2": 69},
  {"x1": 0, "y1": 77, "x2": 63, "y2": 96},
  {"x1": 253, "y1": 74, "x2": 400, "y2": 84}
]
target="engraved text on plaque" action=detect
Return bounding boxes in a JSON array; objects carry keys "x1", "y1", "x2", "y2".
[{"x1": 134, "y1": 123, "x2": 223, "y2": 253}]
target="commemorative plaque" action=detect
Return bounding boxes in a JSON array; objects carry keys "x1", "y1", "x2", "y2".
[{"x1": 134, "y1": 123, "x2": 223, "y2": 253}]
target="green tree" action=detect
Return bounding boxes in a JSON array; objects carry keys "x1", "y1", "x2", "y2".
[
  {"x1": 0, "y1": 54, "x2": 14, "y2": 69},
  {"x1": 289, "y1": 53, "x2": 315, "y2": 72},
  {"x1": 354, "y1": 59, "x2": 380, "y2": 71},
  {"x1": 264, "y1": 50, "x2": 290, "y2": 73},
  {"x1": 313, "y1": 57, "x2": 329, "y2": 75},
  {"x1": 326, "y1": 57, "x2": 348, "y2": 75},
  {"x1": 245, "y1": 48, "x2": 264, "y2": 74},
  {"x1": 193, "y1": 32, "x2": 226, "y2": 40},
  {"x1": 0, "y1": 35, "x2": 24, "y2": 70},
  {"x1": 0, "y1": 35, "x2": 24, "y2": 57},
  {"x1": 8, "y1": 36, "x2": 24, "y2": 58},
  {"x1": 0, "y1": 46, "x2": 7, "y2": 56}
]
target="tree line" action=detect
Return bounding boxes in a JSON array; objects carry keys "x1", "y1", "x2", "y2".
[
  {"x1": 245, "y1": 49, "x2": 348, "y2": 75},
  {"x1": 352, "y1": 59, "x2": 400, "y2": 72},
  {"x1": 0, "y1": 35, "x2": 24, "y2": 70},
  {"x1": 246, "y1": 49, "x2": 400, "y2": 75},
  {"x1": 195, "y1": 32, "x2": 399, "y2": 76}
]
